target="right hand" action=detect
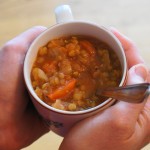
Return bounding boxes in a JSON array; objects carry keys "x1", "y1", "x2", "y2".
[{"x1": 60, "y1": 28, "x2": 150, "y2": 150}]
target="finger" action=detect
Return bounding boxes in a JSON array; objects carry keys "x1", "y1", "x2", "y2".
[
  {"x1": 0, "y1": 26, "x2": 47, "y2": 81},
  {"x1": 114, "y1": 64, "x2": 149, "y2": 123},
  {"x1": 0, "y1": 26, "x2": 47, "y2": 80},
  {"x1": 2, "y1": 26, "x2": 47, "y2": 54},
  {"x1": 127, "y1": 64, "x2": 148, "y2": 84},
  {"x1": 0, "y1": 26, "x2": 47, "y2": 116},
  {"x1": 110, "y1": 27, "x2": 145, "y2": 68}
]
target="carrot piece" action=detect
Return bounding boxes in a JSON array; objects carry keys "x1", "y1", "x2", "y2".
[
  {"x1": 48, "y1": 79, "x2": 76, "y2": 101},
  {"x1": 79, "y1": 40, "x2": 95, "y2": 55}
]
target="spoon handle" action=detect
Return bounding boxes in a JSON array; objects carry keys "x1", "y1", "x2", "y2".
[{"x1": 96, "y1": 83, "x2": 150, "y2": 103}]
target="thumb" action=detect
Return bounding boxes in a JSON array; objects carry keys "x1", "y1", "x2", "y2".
[
  {"x1": 115, "y1": 64, "x2": 149, "y2": 122},
  {"x1": 127, "y1": 63, "x2": 148, "y2": 85}
]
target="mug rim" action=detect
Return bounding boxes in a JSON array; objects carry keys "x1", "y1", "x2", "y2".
[{"x1": 24, "y1": 21, "x2": 127, "y2": 115}]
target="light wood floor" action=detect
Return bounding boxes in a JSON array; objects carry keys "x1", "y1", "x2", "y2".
[{"x1": 0, "y1": 0, "x2": 150, "y2": 150}]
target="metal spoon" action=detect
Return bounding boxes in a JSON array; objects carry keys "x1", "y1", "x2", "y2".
[{"x1": 96, "y1": 83, "x2": 150, "y2": 103}]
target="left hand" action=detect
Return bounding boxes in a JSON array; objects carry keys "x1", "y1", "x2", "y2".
[{"x1": 0, "y1": 26, "x2": 49, "y2": 150}]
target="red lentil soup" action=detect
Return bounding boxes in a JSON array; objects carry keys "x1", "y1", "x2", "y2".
[{"x1": 31, "y1": 35, "x2": 122, "y2": 111}]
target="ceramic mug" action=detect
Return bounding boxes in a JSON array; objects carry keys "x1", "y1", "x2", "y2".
[{"x1": 24, "y1": 5, "x2": 127, "y2": 137}]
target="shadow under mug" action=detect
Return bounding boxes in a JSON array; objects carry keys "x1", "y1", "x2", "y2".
[{"x1": 24, "y1": 5, "x2": 127, "y2": 136}]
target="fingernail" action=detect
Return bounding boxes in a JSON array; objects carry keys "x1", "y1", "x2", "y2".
[{"x1": 135, "y1": 65, "x2": 148, "y2": 81}]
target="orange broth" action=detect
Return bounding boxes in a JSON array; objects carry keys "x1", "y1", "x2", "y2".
[{"x1": 31, "y1": 35, "x2": 122, "y2": 111}]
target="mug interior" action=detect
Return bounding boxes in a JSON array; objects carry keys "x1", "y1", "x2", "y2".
[{"x1": 24, "y1": 21, "x2": 127, "y2": 115}]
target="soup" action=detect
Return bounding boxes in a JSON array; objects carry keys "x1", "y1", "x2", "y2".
[{"x1": 31, "y1": 35, "x2": 122, "y2": 111}]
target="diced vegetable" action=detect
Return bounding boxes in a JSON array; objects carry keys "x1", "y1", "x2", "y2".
[
  {"x1": 48, "y1": 78, "x2": 76, "y2": 101},
  {"x1": 52, "y1": 99, "x2": 65, "y2": 110},
  {"x1": 68, "y1": 103, "x2": 77, "y2": 111},
  {"x1": 32, "y1": 68, "x2": 48, "y2": 82}
]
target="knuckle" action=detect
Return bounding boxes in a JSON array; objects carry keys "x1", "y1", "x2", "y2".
[
  {"x1": 29, "y1": 26, "x2": 47, "y2": 34},
  {"x1": 32, "y1": 25, "x2": 46, "y2": 31},
  {"x1": 109, "y1": 109, "x2": 134, "y2": 140},
  {"x1": 111, "y1": 117, "x2": 131, "y2": 132},
  {"x1": 3, "y1": 40, "x2": 26, "y2": 55}
]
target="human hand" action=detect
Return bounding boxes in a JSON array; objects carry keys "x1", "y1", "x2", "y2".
[
  {"x1": 0, "y1": 26, "x2": 49, "y2": 150},
  {"x1": 59, "y1": 28, "x2": 150, "y2": 150}
]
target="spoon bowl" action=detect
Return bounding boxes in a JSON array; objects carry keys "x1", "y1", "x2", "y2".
[{"x1": 96, "y1": 83, "x2": 150, "y2": 103}]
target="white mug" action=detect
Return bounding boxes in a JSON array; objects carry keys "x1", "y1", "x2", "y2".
[{"x1": 24, "y1": 5, "x2": 127, "y2": 136}]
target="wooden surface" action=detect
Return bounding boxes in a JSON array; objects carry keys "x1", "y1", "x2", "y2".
[{"x1": 0, "y1": 0, "x2": 150, "y2": 150}]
